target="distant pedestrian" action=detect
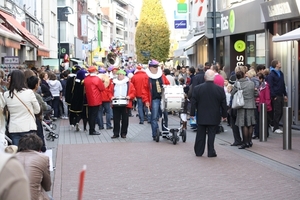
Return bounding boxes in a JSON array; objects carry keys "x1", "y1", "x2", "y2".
[
  {"x1": 231, "y1": 70, "x2": 258, "y2": 149},
  {"x1": 142, "y1": 59, "x2": 170, "y2": 140},
  {"x1": 268, "y1": 59, "x2": 288, "y2": 134},
  {"x1": 190, "y1": 69, "x2": 227, "y2": 157},
  {"x1": 3, "y1": 70, "x2": 40, "y2": 145},
  {"x1": 110, "y1": 69, "x2": 136, "y2": 139},
  {"x1": 84, "y1": 66, "x2": 105, "y2": 135},
  {"x1": 131, "y1": 65, "x2": 149, "y2": 124}
]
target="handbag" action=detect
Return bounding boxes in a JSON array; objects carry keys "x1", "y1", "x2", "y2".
[{"x1": 232, "y1": 81, "x2": 245, "y2": 109}]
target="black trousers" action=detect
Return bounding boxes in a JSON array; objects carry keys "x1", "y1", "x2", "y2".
[
  {"x1": 88, "y1": 105, "x2": 100, "y2": 134},
  {"x1": 113, "y1": 106, "x2": 129, "y2": 136},
  {"x1": 271, "y1": 96, "x2": 284, "y2": 131},
  {"x1": 194, "y1": 125, "x2": 217, "y2": 157}
]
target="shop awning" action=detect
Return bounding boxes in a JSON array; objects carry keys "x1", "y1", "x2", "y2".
[
  {"x1": 0, "y1": 10, "x2": 50, "y2": 57},
  {"x1": 173, "y1": 48, "x2": 184, "y2": 57},
  {"x1": 0, "y1": 24, "x2": 22, "y2": 49},
  {"x1": 183, "y1": 34, "x2": 204, "y2": 51},
  {"x1": 173, "y1": 34, "x2": 205, "y2": 57},
  {"x1": 272, "y1": 28, "x2": 300, "y2": 42},
  {"x1": 70, "y1": 58, "x2": 83, "y2": 64}
]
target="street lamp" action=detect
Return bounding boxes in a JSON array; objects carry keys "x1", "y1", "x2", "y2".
[{"x1": 58, "y1": 6, "x2": 74, "y2": 68}]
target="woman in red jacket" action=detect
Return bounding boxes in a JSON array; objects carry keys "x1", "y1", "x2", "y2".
[{"x1": 110, "y1": 69, "x2": 136, "y2": 138}]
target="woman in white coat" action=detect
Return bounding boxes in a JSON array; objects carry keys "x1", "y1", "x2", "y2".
[{"x1": 3, "y1": 70, "x2": 40, "y2": 145}]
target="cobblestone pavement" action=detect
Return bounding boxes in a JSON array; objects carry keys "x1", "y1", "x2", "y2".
[{"x1": 46, "y1": 110, "x2": 300, "y2": 200}]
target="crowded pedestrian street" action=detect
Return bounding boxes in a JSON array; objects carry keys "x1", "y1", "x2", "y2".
[{"x1": 47, "y1": 111, "x2": 300, "y2": 200}]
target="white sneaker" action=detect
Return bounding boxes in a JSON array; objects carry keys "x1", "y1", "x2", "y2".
[
  {"x1": 70, "y1": 125, "x2": 74, "y2": 131},
  {"x1": 75, "y1": 123, "x2": 81, "y2": 132},
  {"x1": 274, "y1": 129, "x2": 283, "y2": 134}
]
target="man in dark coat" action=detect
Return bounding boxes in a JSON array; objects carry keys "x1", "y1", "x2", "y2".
[{"x1": 190, "y1": 69, "x2": 227, "y2": 157}]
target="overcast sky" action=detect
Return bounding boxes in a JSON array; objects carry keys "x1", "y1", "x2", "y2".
[{"x1": 131, "y1": 0, "x2": 175, "y2": 24}]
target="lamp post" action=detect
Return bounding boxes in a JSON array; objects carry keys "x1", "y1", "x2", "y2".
[{"x1": 58, "y1": 6, "x2": 74, "y2": 68}]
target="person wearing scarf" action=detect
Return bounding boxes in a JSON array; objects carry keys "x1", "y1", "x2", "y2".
[{"x1": 110, "y1": 69, "x2": 136, "y2": 139}]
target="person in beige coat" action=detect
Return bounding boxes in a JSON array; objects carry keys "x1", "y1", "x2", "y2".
[
  {"x1": 0, "y1": 152, "x2": 31, "y2": 200},
  {"x1": 16, "y1": 134, "x2": 51, "y2": 200}
]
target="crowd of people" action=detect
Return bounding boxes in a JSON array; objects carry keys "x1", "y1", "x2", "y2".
[{"x1": 0, "y1": 57, "x2": 287, "y2": 198}]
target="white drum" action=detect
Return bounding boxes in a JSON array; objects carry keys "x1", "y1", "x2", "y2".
[
  {"x1": 162, "y1": 85, "x2": 185, "y2": 111},
  {"x1": 112, "y1": 97, "x2": 128, "y2": 106}
]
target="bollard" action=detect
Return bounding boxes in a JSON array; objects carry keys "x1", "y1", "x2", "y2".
[
  {"x1": 259, "y1": 103, "x2": 267, "y2": 142},
  {"x1": 283, "y1": 107, "x2": 292, "y2": 150}
]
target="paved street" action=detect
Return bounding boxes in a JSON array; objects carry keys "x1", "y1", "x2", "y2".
[{"x1": 46, "y1": 111, "x2": 300, "y2": 200}]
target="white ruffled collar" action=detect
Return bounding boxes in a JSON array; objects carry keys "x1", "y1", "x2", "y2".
[
  {"x1": 113, "y1": 76, "x2": 129, "y2": 85},
  {"x1": 145, "y1": 68, "x2": 162, "y2": 79}
]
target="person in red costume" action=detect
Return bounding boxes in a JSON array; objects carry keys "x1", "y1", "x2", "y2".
[
  {"x1": 110, "y1": 69, "x2": 136, "y2": 139},
  {"x1": 84, "y1": 66, "x2": 105, "y2": 135},
  {"x1": 131, "y1": 65, "x2": 149, "y2": 124},
  {"x1": 142, "y1": 60, "x2": 170, "y2": 140}
]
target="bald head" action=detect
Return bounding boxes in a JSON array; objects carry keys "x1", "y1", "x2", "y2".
[{"x1": 205, "y1": 69, "x2": 215, "y2": 81}]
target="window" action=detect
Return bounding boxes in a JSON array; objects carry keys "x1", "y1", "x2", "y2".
[
  {"x1": 57, "y1": 0, "x2": 66, "y2": 6},
  {"x1": 51, "y1": 12, "x2": 56, "y2": 37},
  {"x1": 256, "y1": 33, "x2": 265, "y2": 64},
  {"x1": 246, "y1": 33, "x2": 265, "y2": 65},
  {"x1": 246, "y1": 34, "x2": 255, "y2": 65}
]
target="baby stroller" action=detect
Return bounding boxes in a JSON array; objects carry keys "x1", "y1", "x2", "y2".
[
  {"x1": 43, "y1": 108, "x2": 59, "y2": 141},
  {"x1": 155, "y1": 85, "x2": 187, "y2": 145}
]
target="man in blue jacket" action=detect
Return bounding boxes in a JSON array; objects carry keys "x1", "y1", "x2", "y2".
[{"x1": 267, "y1": 59, "x2": 288, "y2": 134}]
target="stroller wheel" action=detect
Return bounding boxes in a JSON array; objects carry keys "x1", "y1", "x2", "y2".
[
  {"x1": 54, "y1": 133, "x2": 59, "y2": 139},
  {"x1": 51, "y1": 123, "x2": 57, "y2": 130},
  {"x1": 172, "y1": 131, "x2": 177, "y2": 145},
  {"x1": 155, "y1": 128, "x2": 160, "y2": 142},
  {"x1": 181, "y1": 130, "x2": 187, "y2": 143},
  {"x1": 46, "y1": 133, "x2": 52, "y2": 141}
]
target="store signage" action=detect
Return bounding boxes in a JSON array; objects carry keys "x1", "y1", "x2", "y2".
[
  {"x1": 268, "y1": 2, "x2": 291, "y2": 17},
  {"x1": 4, "y1": 56, "x2": 19, "y2": 64},
  {"x1": 177, "y1": 0, "x2": 187, "y2": 13},
  {"x1": 207, "y1": 0, "x2": 264, "y2": 38},
  {"x1": 221, "y1": 10, "x2": 235, "y2": 33},
  {"x1": 260, "y1": 0, "x2": 300, "y2": 22},
  {"x1": 174, "y1": 20, "x2": 187, "y2": 29},
  {"x1": 230, "y1": 35, "x2": 246, "y2": 68},
  {"x1": 58, "y1": 43, "x2": 70, "y2": 58}
]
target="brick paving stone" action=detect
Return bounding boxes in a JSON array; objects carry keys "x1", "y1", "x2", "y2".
[{"x1": 47, "y1": 110, "x2": 300, "y2": 200}]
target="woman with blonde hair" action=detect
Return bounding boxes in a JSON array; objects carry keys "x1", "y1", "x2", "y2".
[{"x1": 231, "y1": 70, "x2": 258, "y2": 149}]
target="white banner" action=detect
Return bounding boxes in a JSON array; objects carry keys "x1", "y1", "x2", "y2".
[
  {"x1": 192, "y1": 0, "x2": 207, "y2": 22},
  {"x1": 81, "y1": 14, "x2": 88, "y2": 37}
]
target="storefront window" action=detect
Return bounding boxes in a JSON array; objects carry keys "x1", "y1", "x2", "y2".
[
  {"x1": 247, "y1": 34, "x2": 255, "y2": 65},
  {"x1": 256, "y1": 33, "x2": 265, "y2": 65},
  {"x1": 246, "y1": 33, "x2": 266, "y2": 66}
]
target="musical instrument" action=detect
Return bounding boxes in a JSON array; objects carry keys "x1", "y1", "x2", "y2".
[
  {"x1": 106, "y1": 51, "x2": 121, "y2": 70},
  {"x1": 112, "y1": 97, "x2": 128, "y2": 106},
  {"x1": 97, "y1": 74, "x2": 110, "y2": 88},
  {"x1": 161, "y1": 85, "x2": 185, "y2": 111}
]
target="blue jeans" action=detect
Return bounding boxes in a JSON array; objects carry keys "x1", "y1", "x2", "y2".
[
  {"x1": 97, "y1": 102, "x2": 112, "y2": 129},
  {"x1": 150, "y1": 99, "x2": 161, "y2": 138},
  {"x1": 137, "y1": 97, "x2": 145, "y2": 123},
  {"x1": 10, "y1": 131, "x2": 35, "y2": 146}
]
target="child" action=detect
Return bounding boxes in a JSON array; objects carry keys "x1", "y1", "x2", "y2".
[{"x1": 226, "y1": 84, "x2": 233, "y2": 126}]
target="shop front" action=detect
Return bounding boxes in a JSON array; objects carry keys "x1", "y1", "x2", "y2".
[
  {"x1": 206, "y1": 0, "x2": 265, "y2": 77},
  {"x1": 261, "y1": 0, "x2": 300, "y2": 125}
]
